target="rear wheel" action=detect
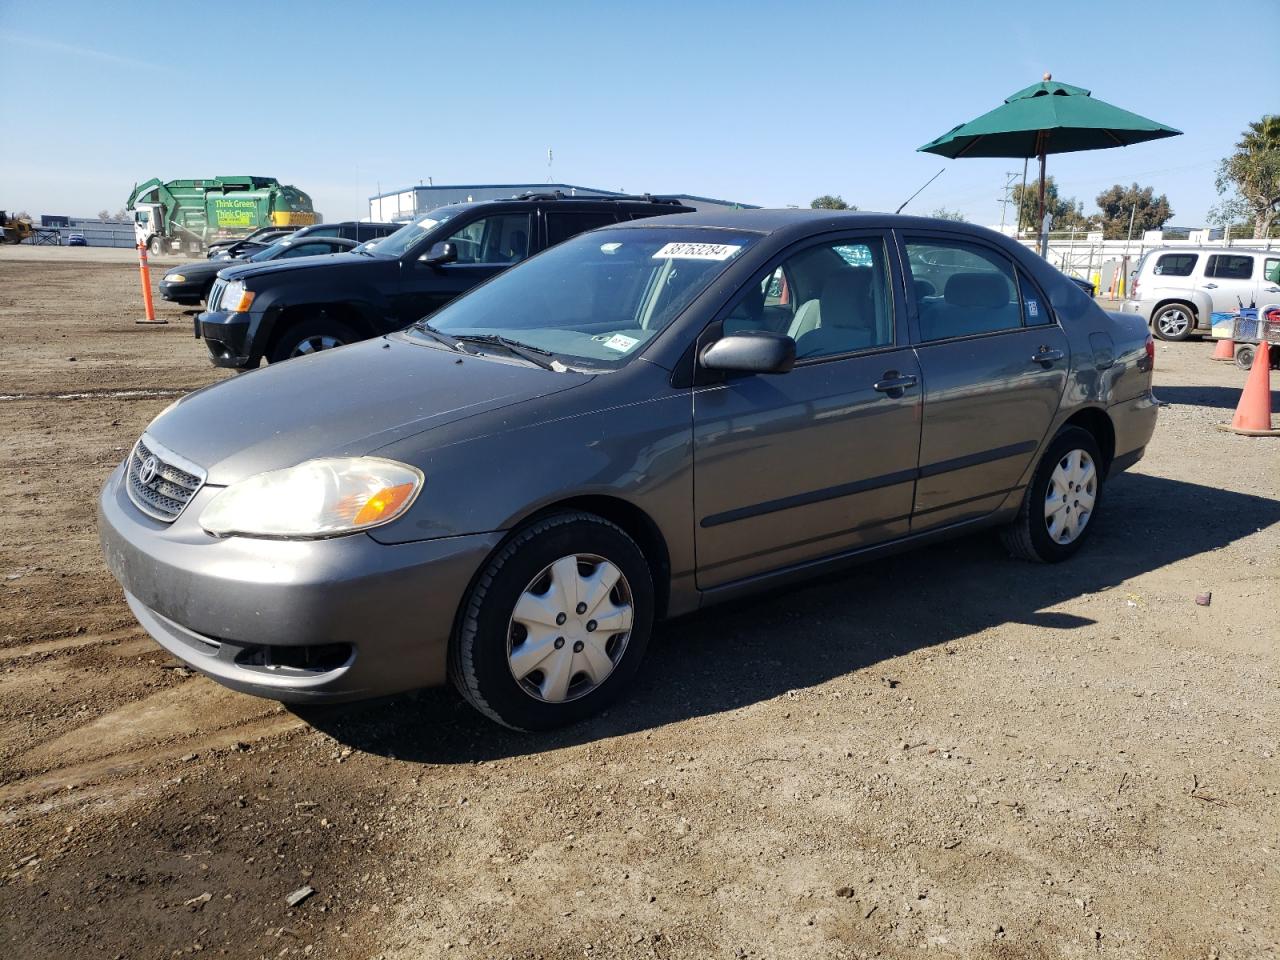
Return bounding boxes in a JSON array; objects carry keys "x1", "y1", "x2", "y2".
[
  {"x1": 267, "y1": 314, "x2": 357, "y2": 363},
  {"x1": 1234, "y1": 343, "x2": 1256, "y2": 371},
  {"x1": 450, "y1": 512, "x2": 654, "y2": 730},
  {"x1": 1000, "y1": 426, "x2": 1103, "y2": 563},
  {"x1": 1152, "y1": 303, "x2": 1194, "y2": 341}
]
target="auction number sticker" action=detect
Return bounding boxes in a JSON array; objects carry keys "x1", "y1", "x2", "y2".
[
  {"x1": 652, "y1": 242, "x2": 742, "y2": 261},
  {"x1": 1027, "y1": 299, "x2": 1039, "y2": 317},
  {"x1": 603, "y1": 333, "x2": 640, "y2": 352}
]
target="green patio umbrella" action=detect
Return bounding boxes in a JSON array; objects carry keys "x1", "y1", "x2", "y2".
[{"x1": 918, "y1": 74, "x2": 1181, "y2": 242}]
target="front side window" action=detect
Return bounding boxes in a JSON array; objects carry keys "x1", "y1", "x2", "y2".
[
  {"x1": 1264, "y1": 258, "x2": 1279, "y2": 284},
  {"x1": 905, "y1": 239, "x2": 1024, "y2": 341},
  {"x1": 1207, "y1": 254, "x2": 1254, "y2": 280},
  {"x1": 446, "y1": 213, "x2": 531, "y2": 264},
  {"x1": 545, "y1": 211, "x2": 618, "y2": 247},
  {"x1": 1154, "y1": 253, "x2": 1197, "y2": 277},
  {"x1": 417, "y1": 227, "x2": 759, "y2": 368},
  {"x1": 721, "y1": 238, "x2": 894, "y2": 360}
]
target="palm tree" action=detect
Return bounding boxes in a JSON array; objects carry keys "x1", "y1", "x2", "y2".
[{"x1": 1218, "y1": 115, "x2": 1280, "y2": 239}]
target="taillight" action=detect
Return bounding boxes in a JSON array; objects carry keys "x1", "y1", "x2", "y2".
[
  {"x1": 1131, "y1": 276, "x2": 1140, "y2": 300},
  {"x1": 1145, "y1": 335, "x2": 1155, "y2": 370}
]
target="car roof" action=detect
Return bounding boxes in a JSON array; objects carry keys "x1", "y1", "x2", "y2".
[
  {"x1": 609, "y1": 208, "x2": 1019, "y2": 243},
  {"x1": 1143, "y1": 246, "x2": 1271, "y2": 255},
  {"x1": 420, "y1": 195, "x2": 694, "y2": 218}
]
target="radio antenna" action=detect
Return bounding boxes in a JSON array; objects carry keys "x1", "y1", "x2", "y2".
[{"x1": 896, "y1": 167, "x2": 945, "y2": 215}]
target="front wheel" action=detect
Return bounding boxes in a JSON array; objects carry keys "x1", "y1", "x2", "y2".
[
  {"x1": 1000, "y1": 426, "x2": 1104, "y2": 563},
  {"x1": 1152, "y1": 303, "x2": 1194, "y2": 341},
  {"x1": 147, "y1": 236, "x2": 164, "y2": 256},
  {"x1": 267, "y1": 314, "x2": 357, "y2": 363},
  {"x1": 450, "y1": 512, "x2": 654, "y2": 730}
]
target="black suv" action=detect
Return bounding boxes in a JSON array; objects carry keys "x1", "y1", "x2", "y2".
[{"x1": 195, "y1": 194, "x2": 693, "y2": 368}]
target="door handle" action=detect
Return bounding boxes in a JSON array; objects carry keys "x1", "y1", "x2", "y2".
[
  {"x1": 1203, "y1": 283, "x2": 1218, "y2": 289},
  {"x1": 1031, "y1": 348, "x2": 1065, "y2": 365},
  {"x1": 1266, "y1": 286, "x2": 1280, "y2": 293},
  {"x1": 873, "y1": 373, "x2": 918, "y2": 396}
]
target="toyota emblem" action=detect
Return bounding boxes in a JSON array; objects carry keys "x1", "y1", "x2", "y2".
[{"x1": 138, "y1": 455, "x2": 160, "y2": 485}]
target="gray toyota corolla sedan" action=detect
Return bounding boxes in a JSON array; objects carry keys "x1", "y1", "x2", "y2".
[{"x1": 99, "y1": 210, "x2": 1157, "y2": 729}]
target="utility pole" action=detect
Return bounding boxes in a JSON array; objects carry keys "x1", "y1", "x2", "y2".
[{"x1": 998, "y1": 171, "x2": 1019, "y2": 233}]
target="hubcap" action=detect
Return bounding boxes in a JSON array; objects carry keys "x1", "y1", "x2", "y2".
[
  {"x1": 506, "y1": 554, "x2": 634, "y2": 703},
  {"x1": 291, "y1": 335, "x2": 344, "y2": 357},
  {"x1": 1157, "y1": 309, "x2": 1189, "y2": 337},
  {"x1": 1044, "y1": 449, "x2": 1097, "y2": 545}
]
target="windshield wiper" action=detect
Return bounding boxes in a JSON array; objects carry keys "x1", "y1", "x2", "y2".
[
  {"x1": 452, "y1": 333, "x2": 559, "y2": 371},
  {"x1": 413, "y1": 320, "x2": 465, "y2": 352}
]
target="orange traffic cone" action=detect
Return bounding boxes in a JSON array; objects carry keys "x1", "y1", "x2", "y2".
[
  {"x1": 1211, "y1": 337, "x2": 1235, "y2": 361},
  {"x1": 1219, "y1": 341, "x2": 1279, "y2": 436}
]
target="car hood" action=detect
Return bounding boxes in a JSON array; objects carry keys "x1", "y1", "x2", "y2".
[
  {"x1": 163, "y1": 259, "x2": 224, "y2": 281},
  {"x1": 145, "y1": 335, "x2": 592, "y2": 485},
  {"x1": 216, "y1": 251, "x2": 369, "y2": 282}
]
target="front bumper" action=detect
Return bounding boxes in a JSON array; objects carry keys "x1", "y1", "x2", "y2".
[
  {"x1": 195, "y1": 308, "x2": 256, "y2": 368},
  {"x1": 159, "y1": 278, "x2": 207, "y2": 306},
  {"x1": 98, "y1": 461, "x2": 502, "y2": 703}
]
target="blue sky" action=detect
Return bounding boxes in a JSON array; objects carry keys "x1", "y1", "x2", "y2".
[{"x1": 2, "y1": 0, "x2": 1277, "y2": 226}]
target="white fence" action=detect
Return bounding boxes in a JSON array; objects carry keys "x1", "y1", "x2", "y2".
[{"x1": 1014, "y1": 233, "x2": 1280, "y2": 295}]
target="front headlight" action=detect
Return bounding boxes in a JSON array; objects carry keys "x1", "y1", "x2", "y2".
[
  {"x1": 199, "y1": 457, "x2": 423, "y2": 539},
  {"x1": 166, "y1": 273, "x2": 186, "y2": 283},
  {"x1": 221, "y1": 279, "x2": 255, "y2": 313}
]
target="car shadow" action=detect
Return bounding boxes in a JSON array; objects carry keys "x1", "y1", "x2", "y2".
[
  {"x1": 293, "y1": 473, "x2": 1280, "y2": 763},
  {"x1": 1157, "y1": 384, "x2": 1274, "y2": 411}
]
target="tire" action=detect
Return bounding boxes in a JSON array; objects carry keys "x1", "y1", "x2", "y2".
[
  {"x1": 1151, "y1": 303, "x2": 1195, "y2": 342},
  {"x1": 147, "y1": 236, "x2": 164, "y2": 257},
  {"x1": 1234, "y1": 344, "x2": 1255, "y2": 371},
  {"x1": 1000, "y1": 426, "x2": 1104, "y2": 564},
  {"x1": 450, "y1": 511, "x2": 654, "y2": 730},
  {"x1": 267, "y1": 314, "x2": 357, "y2": 364}
]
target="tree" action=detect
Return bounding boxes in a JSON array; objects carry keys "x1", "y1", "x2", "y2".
[
  {"x1": 1215, "y1": 115, "x2": 1280, "y2": 239},
  {"x1": 810, "y1": 195, "x2": 854, "y2": 210},
  {"x1": 1011, "y1": 176, "x2": 1090, "y2": 233},
  {"x1": 929, "y1": 207, "x2": 967, "y2": 222},
  {"x1": 1094, "y1": 183, "x2": 1173, "y2": 239}
]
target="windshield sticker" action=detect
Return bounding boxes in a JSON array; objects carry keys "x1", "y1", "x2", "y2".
[
  {"x1": 652, "y1": 241, "x2": 742, "y2": 261},
  {"x1": 600, "y1": 242, "x2": 623, "y2": 254},
  {"x1": 603, "y1": 333, "x2": 640, "y2": 352},
  {"x1": 1027, "y1": 299, "x2": 1039, "y2": 317},
  {"x1": 415, "y1": 217, "x2": 439, "y2": 230}
]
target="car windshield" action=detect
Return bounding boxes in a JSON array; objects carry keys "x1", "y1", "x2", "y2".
[
  {"x1": 410, "y1": 227, "x2": 759, "y2": 368},
  {"x1": 357, "y1": 208, "x2": 456, "y2": 257}
]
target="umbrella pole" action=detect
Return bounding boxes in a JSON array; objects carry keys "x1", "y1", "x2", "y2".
[{"x1": 1036, "y1": 144, "x2": 1048, "y2": 257}]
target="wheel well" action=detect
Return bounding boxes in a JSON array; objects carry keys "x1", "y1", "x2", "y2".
[
  {"x1": 266, "y1": 303, "x2": 374, "y2": 358},
  {"x1": 523, "y1": 496, "x2": 672, "y2": 619},
  {"x1": 1062, "y1": 407, "x2": 1115, "y2": 473},
  {"x1": 1152, "y1": 297, "x2": 1197, "y2": 319}
]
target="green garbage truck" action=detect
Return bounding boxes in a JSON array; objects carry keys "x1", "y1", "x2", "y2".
[{"x1": 126, "y1": 176, "x2": 317, "y2": 255}]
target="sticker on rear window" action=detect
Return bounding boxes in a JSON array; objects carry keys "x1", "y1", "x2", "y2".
[
  {"x1": 1027, "y1": 299, "x2": 1039, "y2": 317},
  {"x1": 603, "y1": 333, "x2": 639, "y2": 352},
  {"x1": 652, "y1": 242, "x2": 742, "y2": 261}
]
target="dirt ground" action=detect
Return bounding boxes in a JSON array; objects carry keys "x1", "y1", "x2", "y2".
[{"x1": 0, "y1": 245, "x2": 1276, "y2": 960}]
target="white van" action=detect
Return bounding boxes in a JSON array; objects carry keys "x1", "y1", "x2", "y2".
[{"x1": 1122, "y1": 247, "x2": 1280, "y2": 340}]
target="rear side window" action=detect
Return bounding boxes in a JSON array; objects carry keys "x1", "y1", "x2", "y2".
[
  {"x1": 545, "y1": 211, "x2": 619, "y2": 247},
  {"x1": 1206, "y1": 254, "x2": 1254, "y2": 280},
  {"x1": 905, "y1": 239, "x2": 1024, "y2": 341},
  {"x1": 1153, "y1": 253, "x2": 1197, "y2": 277}
]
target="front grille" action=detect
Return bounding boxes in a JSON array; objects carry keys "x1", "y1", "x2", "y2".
[
  {"x1": 207, "y1": 278, "x2": 225, "y2": 312},
  {"x1": 126, "y1": 434, "x2": 206, "y2": 522}
]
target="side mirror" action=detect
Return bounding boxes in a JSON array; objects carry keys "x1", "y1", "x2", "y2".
[
  {"x1": 699, "y1": 331, "x2": 796, "y2": 375},
  {"x1": 420, "y1": 241, "x2": 457, "y2": 265}
]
